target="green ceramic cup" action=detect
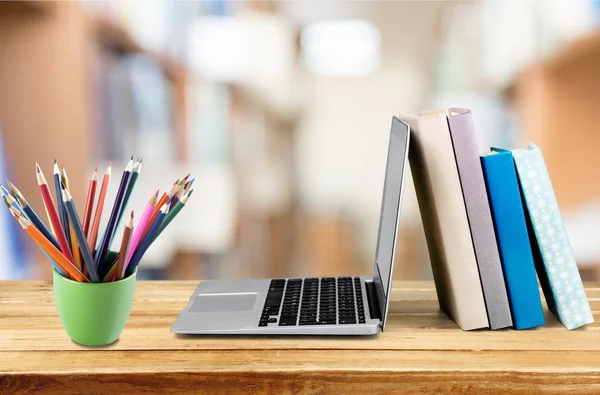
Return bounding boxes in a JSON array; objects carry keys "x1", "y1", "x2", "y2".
[{"x1": 52, "y1": 253, "x2": 137, "y2": 347}]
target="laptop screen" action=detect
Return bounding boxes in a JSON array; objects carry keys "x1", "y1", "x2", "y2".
[{"x1": 372, "y1": 117, "x2": 409, "y2": 329}]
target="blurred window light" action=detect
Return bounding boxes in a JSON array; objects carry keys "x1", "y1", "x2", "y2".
[
  {"x1": 188, "y1": 15, "x2": 294, "y2": 85},
  {"x1": 188, "y1": 17, "x2": 248, "y2": 82},
  {"x1": 301, "y1": 20, "x2": 381, "y2": 77}
]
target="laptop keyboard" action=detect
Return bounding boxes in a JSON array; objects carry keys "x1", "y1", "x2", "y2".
[{"x1": 259, "y1": 277, "x2": 366, "y2": 327}]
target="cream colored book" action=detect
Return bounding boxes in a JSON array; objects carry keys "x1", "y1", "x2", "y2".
[{"x1": 400, "y1": 112, "x2": 488, "y2": 330}]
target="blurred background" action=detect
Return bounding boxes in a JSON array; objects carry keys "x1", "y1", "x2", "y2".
[{"x1": 1, "y1": 0, "x2": 600, "y2": 281}]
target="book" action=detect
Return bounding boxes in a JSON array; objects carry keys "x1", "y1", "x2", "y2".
[
  {"x1": 447, "y1": 108, "x2": 512, "y2": 330},
  {"x1": 400, "y1": 112, "x2": 488, "y2": 330},
  {"x1": 512, "y1": 143, "x2": 594, "y2": 330},
  {"x1": 481, "y1": 149, "x2": 545, "y2": 330}
]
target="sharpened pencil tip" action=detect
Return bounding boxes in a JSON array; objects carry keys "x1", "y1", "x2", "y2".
[
  {"x1": 188, "y1": 189, "x2": 194, "y2": 197},
  {"x1": 108, "y1": 161, "x2": 112, "y2": 167},
  {"x1": 61, "y1": 186, "x2": 72, "y2": 201},
  {"x1": 131, "y1": 155, "x2": 134, "y2": 160}
]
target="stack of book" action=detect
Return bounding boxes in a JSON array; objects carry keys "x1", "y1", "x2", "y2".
[{"x1": 401, "y1": 109, "x2": 594, "y2": 331}]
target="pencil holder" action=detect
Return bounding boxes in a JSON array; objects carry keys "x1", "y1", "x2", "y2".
[{"x1": 52, "y1": 252, "x2": 137, "y2": 347}]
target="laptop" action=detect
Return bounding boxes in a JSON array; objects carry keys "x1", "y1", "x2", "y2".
[{"x1": 172, "y1": 117, "x2": 410, "y2": 335}]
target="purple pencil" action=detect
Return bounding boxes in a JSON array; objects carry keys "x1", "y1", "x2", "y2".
[{"x1": 94, "y1": 158, "x2": 133, "y2": 272}]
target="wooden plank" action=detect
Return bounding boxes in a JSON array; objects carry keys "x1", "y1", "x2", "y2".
[
  {"x1": 0, "y1": 281, "x2": 599, "y2": 392},
  {"x1": 1, "y1": 351, "x2": 599, "y2": 394},
  {"x1": 0, "y1": 282, "x2": 598, "y2": 353},
  {"x1": 1, "y1": 281, "x2": 598, "y2": 301}
]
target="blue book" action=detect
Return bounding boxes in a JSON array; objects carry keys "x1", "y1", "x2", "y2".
[
  {"x1": 512, "y1": 143, "x2": 593, "y2": 330},
  {"x1": 481, "y1": 149, "x2": 545, "y2": 330}
]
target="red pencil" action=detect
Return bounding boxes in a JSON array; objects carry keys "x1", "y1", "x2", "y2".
[
  {"x1": 36, "y1": 163, "x2": 74, "y2": 263},
  {"x1": 82, "y1": 168, "x2": 98, "y2": 237},
  {"x1": 88, "y1": 163, "x2": 111, "y2": 251}
]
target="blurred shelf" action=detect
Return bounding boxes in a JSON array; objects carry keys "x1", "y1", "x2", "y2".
[
  {"x1": 503, "y1": 30, "x2": 600, "y2": 209},
  {"x1": 544, "y1": 31, "x2": 600, "y2": 73},
  {"x1": 504, "y1": 31, "x2": 600, "y2": 99},
  {"x1": 0, "y1": 0, "x2": 55, "y2": 15},
  {"x1": 90, "y1": 16, "x2": 185, "y2": 82}
]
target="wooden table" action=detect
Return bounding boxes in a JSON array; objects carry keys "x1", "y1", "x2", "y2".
[{"x1": 0, "y1": 281, "x2": 598, "y2": 394}]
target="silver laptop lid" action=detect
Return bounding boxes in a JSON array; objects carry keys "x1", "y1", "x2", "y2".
[{"x1": 372, "y1": 117, "x2": 410, "y2": 330}]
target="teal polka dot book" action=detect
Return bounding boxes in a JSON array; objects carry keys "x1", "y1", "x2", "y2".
[{"x1": 513, "y1": 143, "x2": 594, "y2": 330}]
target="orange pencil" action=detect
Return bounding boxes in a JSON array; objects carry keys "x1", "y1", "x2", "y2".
[
  {"x1": 15, "y1": 213, "x2": 89, "y2": 282},
  {"x1": 36, "y1": 163, "x2": 74, "y2": 263},
  {"x1": 88, "y1": 163, "x2": 111, "y2": 251},
  {"x1": 155, "y1": 179, "x2": 179, "y2": 211}
]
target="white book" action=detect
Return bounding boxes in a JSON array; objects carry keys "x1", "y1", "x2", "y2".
[{"x1": 400, "y1": 112, "x2": 488, "y2": 330}]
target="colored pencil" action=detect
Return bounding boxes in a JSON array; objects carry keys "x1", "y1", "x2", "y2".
[
  {"x1": 88, "y1": 163, "x2": 111, "y2": 251},
  {"x1": 116, "y1": 157, "x2": 141, "y2": 229},
  {"x1": 154, "y1": 189, "x2": 192, "y2": 240},
  {"x1": 95, "y1": 159, "x2": 133, "y2": 273},
  {"x1": 1, "y1": 186, "x2": 21, "y2": 211},
  {"x1": 82, "y1": 168, "x2": 97, "y2": 237},
  {"x1": 116, "y1": 211, "x2": 134, "y2": 280},
  {"x1": 183, "y1": 177, "x2": 195, "y2": 194},
  {"x1": 171, "y1": 176, "x2": 192, "y2": 208},
  {"x1": 144, "y1": 179, "x2": 179, "y2": 237},
  {"x1": 169, "y1": 187, "x2": 183, "y2": 208},
  {"x1": 125, "y1": 204, "x2": 168, "y2": 276},
  {"x1": 61, "y1": 167, "x2": 82, "y2": 270},
  {"x1": 7, "y1": 206, "x2": 65, "y2": 275},
  {"x1": 53, "y1": 161, "x2": 71, "y2": 249},
  {"x1": 17, "y1": 175, "x2": 56, "y2": 237},
  {"x1": 4, "y1": 183, "x2": 66, "y2": 276},
  {"x1": 127, "y1": 190, "x2": 158, "y2": 264},
  {"x1": 61, "y1": 187, "x2": 100, "y2": 283},
  {"x1": 14, "y1": 213, "x2": 89, "y2": 282},
  {"x1": 102, "y1": 260, "x2": 118, "y2": 283},
  {"x1": 5, "y1": 180, "x2": 18, "y2": 200},
  {"x1": 37, "y1": 163, "x2": 74, "y2": 263},
  {"x1": 5, "y1": 180, "x2": 60, "y2": 250}
]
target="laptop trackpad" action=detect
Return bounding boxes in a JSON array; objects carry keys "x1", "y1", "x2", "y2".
[{"x1": 189, "y1": 293, "x2": 258, "y2": 313}]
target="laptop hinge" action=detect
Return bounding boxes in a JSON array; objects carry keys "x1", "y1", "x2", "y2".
[{"x1": 365, "y1": 281, "x2": 382, "y2": 321}]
